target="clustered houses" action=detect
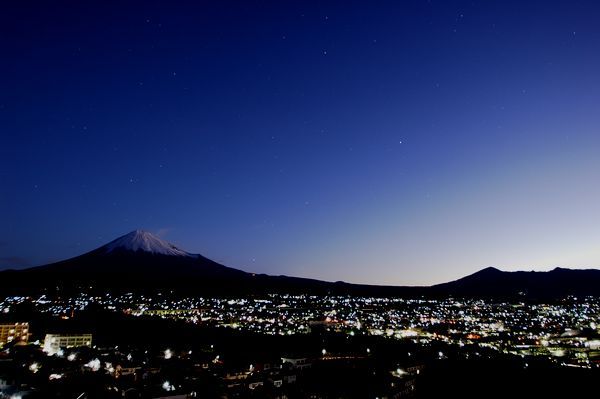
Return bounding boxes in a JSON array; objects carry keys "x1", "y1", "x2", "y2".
[
  {"x1": 3, "y1": 293, "x2": 599, "y2": 367},
  {"x1": 1, "y1": 293, "x2": 599, "y2": 397},
  {"x1": 0, "y1": 327, "x2": 423, "y2": 398}
]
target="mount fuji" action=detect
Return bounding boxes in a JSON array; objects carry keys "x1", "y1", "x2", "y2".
[
  {"x1": 0, "y1": 230, "x2": 252, "y2": 294},
  {"x1": 0, "y1": 230, "x2": 371, "y2": 295}
]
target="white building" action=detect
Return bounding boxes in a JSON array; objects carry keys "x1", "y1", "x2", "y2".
[
  {"x1": 281, "y1": 357, "x2": 311, "y2": 370},
  {"x1": 43, "y1": 333, "x2": 92, "y2": 355}
]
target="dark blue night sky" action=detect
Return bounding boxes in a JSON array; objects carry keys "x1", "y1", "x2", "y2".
[{"x1": 2, "y1": 1, "x2": 600, "y2": 284}]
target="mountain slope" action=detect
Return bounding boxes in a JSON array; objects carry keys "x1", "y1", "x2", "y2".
[
  {"x1": 0, "y1": 230, "x2": 418, "y2": 296},
  {"x1": 1, "y1": 230, "x2": 249, "y2": 294}
]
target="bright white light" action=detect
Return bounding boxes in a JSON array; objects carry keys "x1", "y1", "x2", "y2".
[
  {"x1": 85, "y1": 358, "x2": 101, "y2": 371},
  {"x1": 67, "y1": 353, "x2": 77, "y2": 361},
  {"x1": 105, "y1": 362, "x2": 115, "y2": 373},
  {"x1": 29, "y1": 362, "x2": 40, "y2": 373},
  {"x1": 321, "y1": 348, "x2": 327, "y2": 355},
  {"x1": 164, "y1": 349, "x2": 173, "y2": 360},
  {"x1": 162, "y1": 381, "x2": 175, "y2": 391}
]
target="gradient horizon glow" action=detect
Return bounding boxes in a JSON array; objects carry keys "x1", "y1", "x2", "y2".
[{"x1": 2, "y1": 1, "x2": 600, "y2": 285}]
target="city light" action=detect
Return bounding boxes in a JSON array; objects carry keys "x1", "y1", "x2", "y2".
[
  {"x1": 1, "y1": 292, "x2": 599, "y2": 397},
  {"x1": 162, "y1": 381, "x2": 175, "y2": 391},
  {"x1": 84, "y1": 358, "x2": 101, "y2": 371}
]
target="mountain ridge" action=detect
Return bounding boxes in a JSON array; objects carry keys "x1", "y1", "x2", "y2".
[{"x1": 1, "y1": 230, "x2": 599, "y2": 298}]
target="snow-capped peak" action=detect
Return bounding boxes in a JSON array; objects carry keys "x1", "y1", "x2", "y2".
[{"x1": 104, "y1": 230, "x2": 192, "y2": 257}]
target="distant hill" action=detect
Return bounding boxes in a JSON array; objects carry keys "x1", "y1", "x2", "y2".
[
  {"x1": 431, "y1": 266, "x2": 600, "y2": 298},
  {"x1": 1, "y1": 230, "x2": 599, "y2": 299}
]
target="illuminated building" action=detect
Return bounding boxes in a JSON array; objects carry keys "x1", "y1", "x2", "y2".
[
  {"x1": 43, "y1": 333, "x2": 92, "y2": 355},
  {"x1": 0, "y1": 322, "x2": 29, "y2": 347},
  {"x1": 281, "y1": 357, "x2": 312, "y2": 370}
]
